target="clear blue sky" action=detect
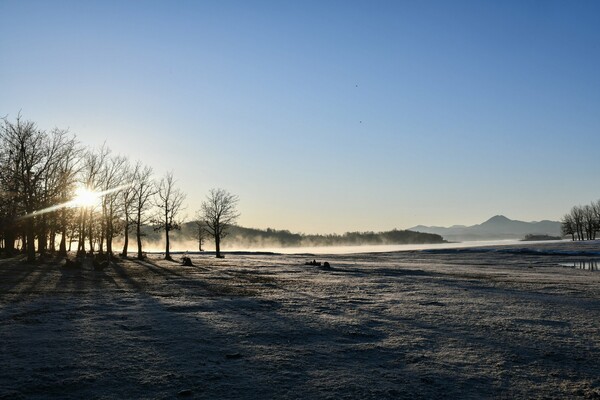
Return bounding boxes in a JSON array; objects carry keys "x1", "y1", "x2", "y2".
[{"x1": 1, "y1": 0, "x2": 599, "y2": 233}]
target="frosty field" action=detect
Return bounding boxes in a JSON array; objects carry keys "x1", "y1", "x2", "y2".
[{"x1": 1, "y1": 241, "x2": 600, "y2": 399}]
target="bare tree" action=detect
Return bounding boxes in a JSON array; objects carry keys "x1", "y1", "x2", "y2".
[
  {"x1": 570, "y1": 206, "x2": 585, "y2": 241},
  {"x1": 78, "y1": 145, "x2": 110, "y2": 254},
  {"x1": 561, "y1": 213, "x2": 575, "y2": 241},
  {"x1": 194, "y1": 217, "x2": 207, "y2": 252},
  {"x1": 200, "y1": 188, "x2": 239, "y2": 258},
  {"x1": 0, "y1": 119, "x2": 24, "y2": 255},
  {"x1": 582, "y1": 204, "x2": 596, "y2": 241},
  {"x1": 99, "y1": 153, "x2": 128, "y2": 257},
  {"x1": 0, "y1": 115, "x2": 84, "y2": 260},
  {"x1": 153, "y1": 172, "x2": 186, "y2": 260},
  {"x1": 1, "y1": 116, "x2": 71, "y2": 260},
  {"x1": 120, "y1": 161, "x2": 136, "y2": 257},
  {"x1": 38, "y1": 128, "x2": 80, "y2": 256},
  {"x1": 593, "y1": 200, "x2": 600, "y2": 239},
  {"x1": 132, "y1": 163, "x2": 155, "y2": 259},
  {"x1": 53, "y1": 132, "x2": 82, "y2": 256}
]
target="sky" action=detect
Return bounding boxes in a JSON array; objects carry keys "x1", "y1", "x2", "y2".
[{"x1": 1, "y1": 0, "x2": 599, "y2": 234}]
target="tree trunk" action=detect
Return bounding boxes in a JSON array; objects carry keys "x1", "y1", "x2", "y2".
[
  {"x1": 121, "y1": 223, "x2": 129, "y2": 257},
  {"x1": 58, "y1": 211, "x2": 67, "y2": 256},
  {"x1": 38, "y1": 215, "x2": 47, "y2": 256},
  {"x1": 106, "y1": 217, "x2": 113, "y2": 256},
  {"x1": 88, "y1": 209, "x2": 94, "y2": 254},
  {"x1": 21, "y1": 231, "x2": 27, "y2": 253},
  {"x1": 136, "y1": 216, "x2": 143, "y2": 260},
  {"x1": 164, "y1": 207, "x2": 171, "y2": 260},
  {"x1": 59, "y1": 229, "x2": 67, "y2": 256},
  {"x1": 215, "y1": 235, "x2": 221, "y2": 258},
  {"x1": 49, "y1": 226, "x2": 56, "y2": 253},
  {"x1": 4, "y1": 229, "x2": 16, "y2": 256},
  {"x1": 165, "y1": 228, "x2": 171, "y2": 260},
  {"x1": 78, "y1": 209, "x2": 85, "y2": 252},
  {"x1": 99, "y1": 218, "x2": 105, "y2": 254},
  {"x1": 26, "y1": 219, "x2": 35, "y2": 262},
  {"x1": 122, "y1": 220, "x2": 129, "y2": 257}
]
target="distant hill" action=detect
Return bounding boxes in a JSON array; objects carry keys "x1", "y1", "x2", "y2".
[
  {"x1": 224, "y1": 226, "x2": 445, "y2": 248},
  {"x1": 145, "y1": 223, "x2": 446, "y2": 250},
  {"x1": 410, "y1": 215, "x2": 562, "y2": 241}
]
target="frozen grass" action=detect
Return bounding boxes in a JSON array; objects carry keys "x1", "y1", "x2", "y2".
[{"x1": 1, "y1": 241, "x2": 600, "y2": 399}]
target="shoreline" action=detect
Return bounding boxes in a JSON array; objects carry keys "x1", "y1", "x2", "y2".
[{"x1": 144, "y1": 238, "x2": 585, "y2": 256}]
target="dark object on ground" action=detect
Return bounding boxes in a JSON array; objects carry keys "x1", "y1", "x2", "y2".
[
  {"x1": 62, "y1": 258, "x2": 81, "y2": 269},
  {"x1": 216, "y1": 254, "x2": 225, "y2": 259},
  {"x1": 419, "y1": 301, "x2": 446, "y2": 307},
  {"x1": 177, "y1": 389, "x2": 193, "y2": 397},
  {"x1": 522, "y1": 234, "x2": 562, "y2": 241},
  {"x1": 322, "y1": 261, "x2": 331, "y2": 269},
  {"x1": 181, "y1": 256, "x2": 193, "y2": 266},
  {"x1": 305, "y1": 259, "x2": 322, "y2": 266},
  {"x1": 92, "y1": 253, "x2": 113, "y2": 270},
  {"x1": 225, "y1": 353, "x2": 243, "y2": 359},
  {"x1": 95, "y1": 261, "x2": 110, "y2": 271},
  {"x1": 94, "y1": 253, "x2": 109, "y2": 262}
]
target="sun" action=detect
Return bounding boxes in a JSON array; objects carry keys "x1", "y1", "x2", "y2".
[{"x1": 72, "y1": 186, "x2": 101, "y2": 207}]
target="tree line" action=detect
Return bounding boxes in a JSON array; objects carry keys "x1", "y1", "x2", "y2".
[
  {"x1": 561, "y1": 200, "x2": 600, "y2": 241},
  {"x1": 180, "y1": 226, "x2": 445, "y2": 248},
  {"x1": 0, "y1": 115, "x2": 239, "y2": 261}
]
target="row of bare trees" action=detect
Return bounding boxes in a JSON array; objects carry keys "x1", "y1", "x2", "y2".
[
  {"x1": 561, "y1": 200, "x2": 600, "y2": 241},
  {"x1": 0, "y1": 116, "x2": 79, "y2": 261},
  {"x1": 1, "y1": 115, "x2": 240, "y2": 261},
  {"x1": 0, "y1": 116, "x2": 180, "y2": 261}
]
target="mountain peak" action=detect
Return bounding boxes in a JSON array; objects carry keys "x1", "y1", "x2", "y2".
[{"x1": 483, "y1": 215, "x2": 511, "y2": 224}]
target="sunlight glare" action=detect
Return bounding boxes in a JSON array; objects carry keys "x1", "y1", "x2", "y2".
[{"x1": 72, "y1": 186, "x2": 100, "y2": 207}]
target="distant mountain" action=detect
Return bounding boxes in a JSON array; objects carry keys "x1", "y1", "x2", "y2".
[{"x1": 410, "y1": 215, "x2": 562, "y2": 241}]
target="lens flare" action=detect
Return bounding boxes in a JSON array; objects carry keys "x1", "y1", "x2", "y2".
[
  {"x1": 72, "y1": 186, "x2": 101, "y2": 207},
  {"x1": 18, "y1": 183, "x2": 133, "y2": 220}
]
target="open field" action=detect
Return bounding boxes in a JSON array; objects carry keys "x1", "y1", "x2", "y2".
[{"x1": 1, "y1": 241, "x2": 600, "y2": 399}]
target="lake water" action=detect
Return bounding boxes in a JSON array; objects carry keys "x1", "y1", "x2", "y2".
[
  {"x1": 225, "y1": 239, "x2": 570, "y2": 255},
  {"x1": 559, "y1": 260, "x2": 599, "y2": 271}
]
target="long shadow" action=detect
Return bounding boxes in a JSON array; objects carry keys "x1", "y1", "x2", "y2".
[
  {"x1": 108, "y1": 258, "x2": 432, "y2": 398},
  {"x1": 0, "y1": 256, "x2": 41, "y2": 298},
  {"x1": 127, "y1": 257, "x2": 268, "y2": 298},
  {"x1": 2, "y1": 257, "x2": 260, "y2": 398},
  {"x1": 0, "y1": 256, "x2": 65, "y2": 321},
  {"x1": 8, "y1": 251, "x2": 562, "y2": 399},
  {"x1": 102, "y1": 262, "x2": 358, "y2": 397}
]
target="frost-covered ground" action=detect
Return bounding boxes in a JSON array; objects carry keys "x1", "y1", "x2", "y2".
[{"x1": 1, "y1": 241, "x2": 600, "y2": 399}]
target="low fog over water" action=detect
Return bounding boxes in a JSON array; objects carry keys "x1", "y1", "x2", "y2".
[{"x1": 142, "y1": 239, "x2": 571, "y2": 255}]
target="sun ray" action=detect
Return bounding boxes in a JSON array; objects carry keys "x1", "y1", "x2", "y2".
[
  {"x1": 18, "y1": 183, "x2": 133, "y2": 220},
  {"x1": 72, "y1": 186, "x2": 101, "y2": 208}
]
